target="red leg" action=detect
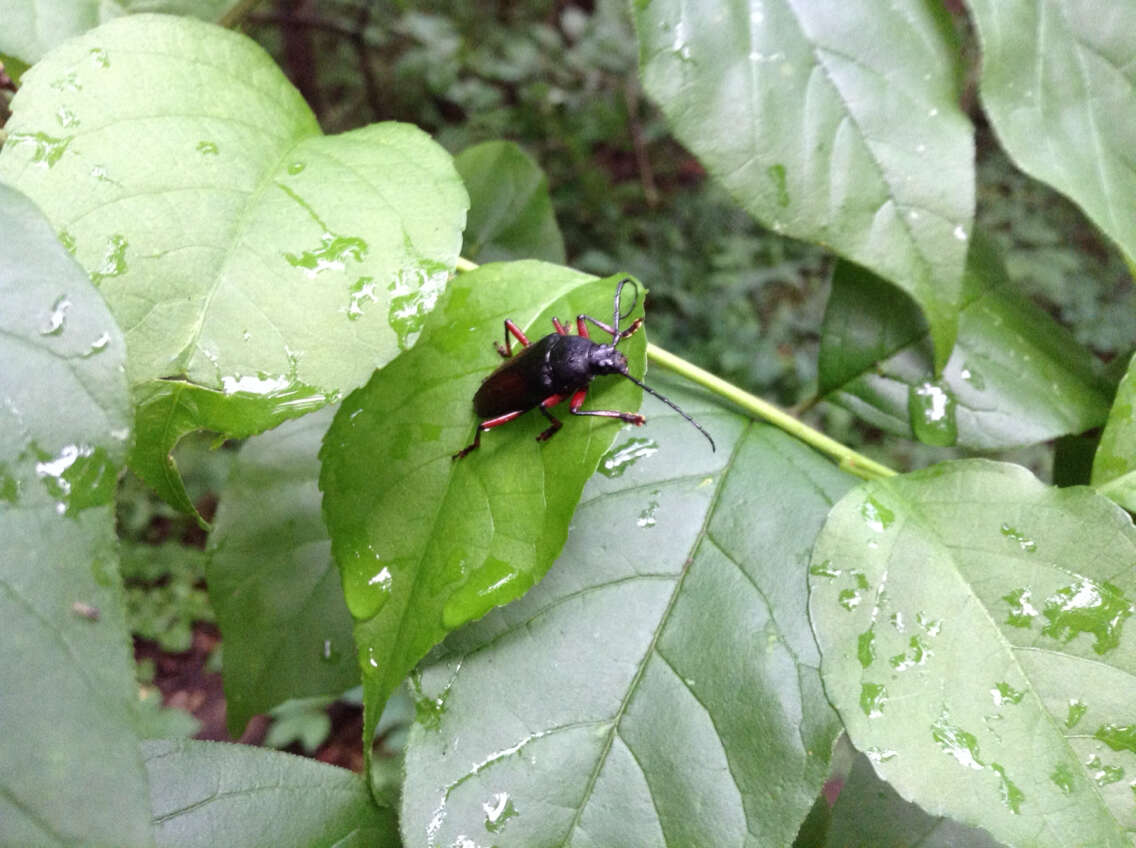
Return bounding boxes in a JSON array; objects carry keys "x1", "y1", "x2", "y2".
[
  {"x1": 578, "y1": 314, "x2": 642, "y2": 342},
  {"x1": 495, "y1": 319, "x2": 530, "y2": 358},
  {"x1": 452, "y1": 410, "x2": 525, "y2": 459},
  {"x1": 536, "y1": 394, "x2": 566, "y2": 441},
  {"x1": 552, "y1": 317, "x2": 569, "y2": 335},
  {"x1": 568, "y1": 388, "x2": 645, "y2": 426}
]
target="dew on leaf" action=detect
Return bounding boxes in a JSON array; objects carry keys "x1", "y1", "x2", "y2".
[
  {"x1": 1002, "y1": 587, "x2": 1038, "y2": 628},
  {"x1": 809, "y1": 560, "x2": 840, "y2": 578},
  {"x1": 838, "y1": 588, "x2": 862, "y2": 610},
  {"x1": 1086, "y1": 754, "x2": 1125, "y2": 785},
  {"x1": 1040, "y1": 577, "x2": 1133, "y2": 655},
  {"x1": 387, "y1": 263, "x2": 449, "y2": 351},
  {"x1": 55, "y1": 107, "x2": 79, "y2": 128},
  {"x1": 7, "y1": 131, "x2": 73, "y2": 167},
  {"x1": 347, "y1": 276, "x2": 379, "y2": 320},
  {"x1": 1094, "y1": 723, "x2": 1136, "y2": 756},
  {"x1": 599, "y1": 437, "x2": 658, "y2": 478},
  {"x1": 860, "y1": 682, "x2": 886, "y2": 718},
  {"x1": 999, "y1": 523, "x2": 1037, "y2": 553},
  {"x1": 1065, "y1": 699, "x2": 1088, "y2": 729},
  {"x1": 442, "y1": 557, "x2": 534, "y2": 629},
  {"x1": 907, "y1": 380, "x2": 957, "y2": 446},
  {"x1": 284, "y1": 232, "x2": 368, "y2": 279},
  {"x1": 889, "y1": 634, "x2": 931, "y2": 671},
  {"x1": 990, "y1": 762, "x2": 1024, "y2": 813},
  {"x1": 89, "y1": 234, "x2": 129, "y2": 285},
  {"x1": 860, "y1": 496, "x2": 895, "y2": 532},
  {"x1": 1051, "y1": 762, "x2": 1076, "y2": 795},
  {"x1": 990, "y1": 681, "x2": 1025, "y2": 707},
  {"x1": 931, "y1": 710, "x2": 983, "y2": 770},
  {"x1": 482, "y1": 792, "x2": 518, "y2": 834},
  {"x1": 637, "y1": 493, "x2": 661, "y2": 528},
  {"x1": 40, "y1": 295, "x2": 71, "y2": 336},
  {"x1": 857, "y1": 626, "x2": 876, "y2": 668}
]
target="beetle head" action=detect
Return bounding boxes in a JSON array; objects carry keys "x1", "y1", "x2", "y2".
[{"x1": 588, "y1": 344, "x2": 629, "y2": 375}]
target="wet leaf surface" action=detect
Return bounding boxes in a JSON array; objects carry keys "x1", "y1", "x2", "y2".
[
  {"x1": 399, "y1": 379, "x2": 854, "y2": 846},
  {"x1": 811, "y1": 460, "x2": 1136, "y2": 847},
  {"x1": 819, "y1": 235, "x2": 1110, "y2": 449},
  {"x1": 635, "y1": 0, "x2": 973, "y2": 370},
  {"x1": 0, "y1": 14, "x2": 467, "y2": 516},
  {"x1": 0, "y1": 182, "x2": 150, "y2": 846},
  {"x1": 321, "y1": 263, "x2": 650, "y2": 773},
  {"x1": 143, "y1": 739, "x2": 397, "y2": 847}
]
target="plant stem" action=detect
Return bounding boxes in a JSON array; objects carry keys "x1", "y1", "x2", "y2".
[{"x1": 646, "y1": 343, "x2": 896, "y2": 480}]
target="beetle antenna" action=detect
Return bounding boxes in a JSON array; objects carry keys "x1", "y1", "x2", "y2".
[
  {"x1": 613, "y1": 277, "x2": 638, "y2": 336},
  {"x1": 621, "y1": 372, "x2": 716, "y2": 452}
]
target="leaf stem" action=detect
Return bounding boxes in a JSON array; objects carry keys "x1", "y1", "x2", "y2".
[{"x1": 646, "y1": 343, "x2": 895, "y2": 480}]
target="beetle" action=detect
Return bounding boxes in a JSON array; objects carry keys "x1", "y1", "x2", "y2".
[{"x1": 453, "y1": 278, "x2": 715, "y2": 459}]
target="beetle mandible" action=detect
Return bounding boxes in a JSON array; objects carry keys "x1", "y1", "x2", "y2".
[{"x1": 453, "y1": 278, "x2": 715, "y2": 459}]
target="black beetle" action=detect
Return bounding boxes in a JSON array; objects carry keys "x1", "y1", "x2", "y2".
[{"x1": 453, "y1": 278, "x2": 715, "y2": 459}]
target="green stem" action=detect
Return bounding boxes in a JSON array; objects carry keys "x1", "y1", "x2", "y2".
[{"x1": 646, "y1": 343, "x2": 895, "y2": 480}]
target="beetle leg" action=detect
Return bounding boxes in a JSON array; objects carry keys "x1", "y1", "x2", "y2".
[
  {"x1": 452, "y1": 410, "x2": 526, "y2": 460},
  {"x1": 495, "y1": 319, "x2": 531, "y2": 358},
  {"x1": 577, "y1": 314, "x2": 643, "y2": 342},
  {"x1": 568, "y1": 388, "x2": 646, "y2": 426},
  {"x1": 552, "y1": 317, "x2": 570, "y2": 335},
  {"x1": 535, "y1": 394, "x2": 566, "y2": 441}
]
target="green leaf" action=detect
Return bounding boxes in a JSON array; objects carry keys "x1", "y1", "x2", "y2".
[
  {"x1": 819, "y1": 233, "x2": 1111, "y2": 448},
  {"x1": 968, "y1": 0, "x2": 1136, "y2": 264},
  {"x1": 1093, "y1": 351, "x2": 1136, "y2": 511},
  {"x1": 825, "y1": 754, "x2": 1002, "y2": 847},
  {"x1": 0, "y1": 182, "x2": 152, "y2": 846},
  {"x1": 455, "y1": 140, "x2": 566, "y2": 264},
  {"x1": 143, "y1": 739, "x2": 398, "y2": 847},
  {"x1": 634, "y1": 0, "x2": 973, "y2": 371},
  {"x1": 320, "y1": 263, "x2": 647, "y2": 772},
  {"x1": 400, "y1": 380, "x2": 854, "y2": 846},
  {"x1": 0, "y1": 14, "x2": 468, "y2": 516},
  {"x1": 810, "y1": 460, "x2": 1136, "y2": 847},
  {"x1": 207, "y1": 405, "x2": 358, "y2": 736},
  {"x1": 0, "y1": 1, "x2": 244, "y2": 64}
]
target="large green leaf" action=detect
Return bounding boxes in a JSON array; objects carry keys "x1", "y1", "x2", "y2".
[
  {"x1": 207, "y1": 405, "x2": 358, "y2": 735},
  {"x1": 0, "y1": 183, "x2": 151, "y2": 846},
  {"x1": 810, "y1": 460, "x2": 1136, "y2": 847},
  {"x1": 455, "y1": 140, "x2": 566, "y2": 264},
  {"x1": 0, "y1": 1, "x2": 241, "y2": 64},
  {"x1": 967, "y1": 0, "x2": 1136, "y2": 264},
  {"x1": 143, "y1": 739, "x2": 398, "y2": 847},
  {"x1": 634, "y1": 0, "x2": 973, "y2": 370},
  {"x1": 819, "y1": 234, "x2": 1110, "y2": 448},
  {"x1": 1093, "y1": 351, "x2": 1136, "y2": 511},
  {"x1": 320, "y1": 263, "x2": 648, "y2": 772},
  {"x1": 0, "y1": 14, "x2": 468, "y2": 516},
  {"x1": 400, "y1": 380, "x2": 854, "y2": 846}
]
